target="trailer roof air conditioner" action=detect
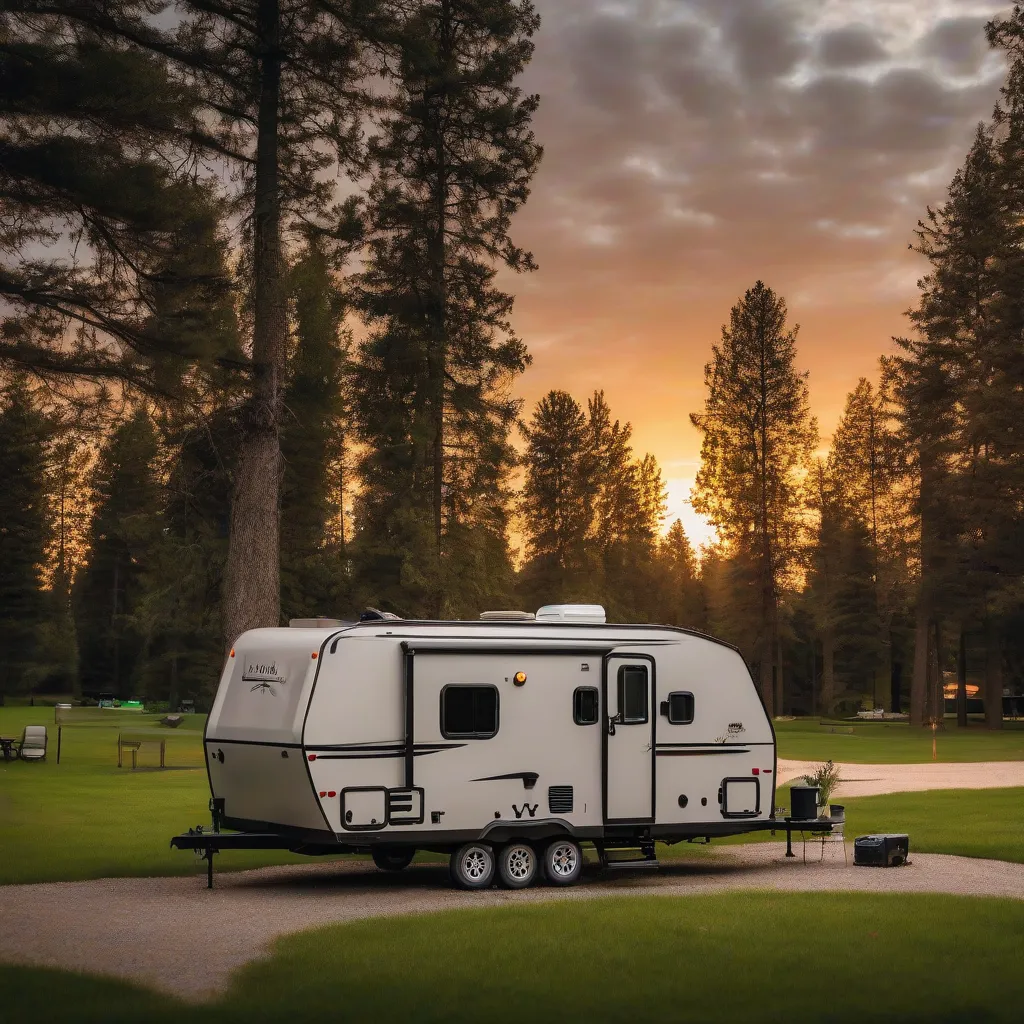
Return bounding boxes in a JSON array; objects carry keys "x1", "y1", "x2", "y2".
[{"x1": 535, "y1": 604, "x2": 606, "y2": 623}]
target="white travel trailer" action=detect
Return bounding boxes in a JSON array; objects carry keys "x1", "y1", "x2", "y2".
[{"x1": 175, "y1": 606, "x2": 788, "y2": 889}]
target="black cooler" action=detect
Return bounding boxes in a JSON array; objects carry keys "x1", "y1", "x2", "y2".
[{"x1": 854, "y1": 833, "x2": 909, "y2": 867}]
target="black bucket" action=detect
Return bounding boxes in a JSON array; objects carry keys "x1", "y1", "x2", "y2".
[{"x1": 790, "y1": 785, "x2": 820, "y2": 820}]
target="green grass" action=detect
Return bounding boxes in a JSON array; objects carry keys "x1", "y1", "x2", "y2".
[
  {"x1": 774, "y1": 716, "x2": 1024, "y2": 763},
  {"x1": 3, "y1": 893, "x2": 1024, "y2": 1022},
  {"x1": 681, "y1": 783, "x2": 1024, "y2": 864},
  {"x1": 3, "y1": 706, "x2": 1023, "y2": 884},
  {"x1": 0, "y1": 706, "x2": 325, "y2": 884}
]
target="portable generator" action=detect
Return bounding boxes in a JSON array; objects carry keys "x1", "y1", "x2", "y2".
[{"x1": 854, "y1": 833, "x2": 910, "y2": 867}]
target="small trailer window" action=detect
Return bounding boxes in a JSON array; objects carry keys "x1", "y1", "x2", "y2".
[
  {"x1": 573, "y1": 686, "x2": 599, "y2": 725},
  {"x1": 663, "y1": 691, "x2": 695, "y2": 724},
  {"x1": 441, "y1": 685, "x2": 499, "y2": 739},
  {"x1": 617, "y1": 665, "x2": 649, "y2": 724}
]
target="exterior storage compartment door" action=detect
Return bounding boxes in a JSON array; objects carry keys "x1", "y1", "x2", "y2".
[
  {"x1": 340, "y1": 787, "x2": 388, "y2": 830},
  {"x1": 721, "y1": 777, "x2": 760, "y2": 818}
]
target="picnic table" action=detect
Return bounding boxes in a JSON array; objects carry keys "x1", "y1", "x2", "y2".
[
  {"x1": 0, "y1": 736, "x2": 17, "y2": 761},
  {"x1": 117, "y1": 731, "x2": 166, "y2": 769}
]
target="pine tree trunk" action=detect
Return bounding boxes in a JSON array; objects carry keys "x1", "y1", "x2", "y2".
[
  {"x1": 910, "y1": 599, "x2": 929, "y2": 727},
  {"x1": 222, "y1": 0, "x2": 284, "y2": 649},
  {"x1": 956, "y1": 626, "x2": 968, "y2": 728},
  {"x1": 774, "y1": 625, "x2": 784, "y2": 717},
  {"x1": 820, "y1": 628, "x2": 836, "y2": 717},
  {"x1": 984, "y1": 616, "x2": 1003, "y2": 731}
]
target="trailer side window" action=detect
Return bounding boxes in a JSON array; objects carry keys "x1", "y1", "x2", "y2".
[
  {"x1": 617, "y1": 665, "x2": 649, "y2": 724},
  {"x1": 663, "y1": 691, "x2": 695, "y2": 724},
  {"x1": 573, "y1": 686, "x2": 599, "y2": 725},
  {"x1": 441, "y1": 685, "x2": 499, "y2": 739}
]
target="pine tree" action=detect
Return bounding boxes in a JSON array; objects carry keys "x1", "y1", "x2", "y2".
[
  {"x1": 690, "y1": 282, "x2": 817, "y2": 716},
  {"x1": 0, "y1": 380, "x2": 50, "y2": 702},
  {"x1": 166, "y1": 0, "x2": 377, "y2": 646},
  {"x1": 519, "y1": 390, "x2": 597, "y2": 605},
  {"x1": 132, "y1": 407, "x2": 236, "y2": 708},
  {"x1": 0, "y1": 5, "x2": 237, "y2": 397},
  {"x1": 896, "y1": 125, "x2": 1003, "y2": 727},
  {"x1": 656, "y1": 520, "x2": 706, "y2": 630},
  {"x1": 826, "y1": 378, "x2": 911, "y2": 710},
  {"x1": 353, "y1": 0, "x2": 541, "y2": 617},
  {"x1": 280, "y1": 243, "x2": 351, "y2": 621},
  {"x1": 74, "y1": 410, "x2": 162, "y2": 698}
]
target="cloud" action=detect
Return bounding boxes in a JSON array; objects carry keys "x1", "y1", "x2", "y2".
[
  {"x1": 920, "y1": 16, "x2": 995, "y2": 76},
  {"x1": 817, "y1": 25, "x2": 890, "y2": 68},
  {"x1": 510, "y1": 1, "x2": 1009, "y2": 491}
]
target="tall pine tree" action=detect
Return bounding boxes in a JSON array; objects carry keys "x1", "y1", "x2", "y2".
[
  {"x1": 690, "y1": 282, "x2": 817, "y2": 715},
  {"x1": 0, "y1": 379, "x2": 50, "y2": 703},
  {"x1": 74, "y1": 410, "x2": 162, "y2": 698},
  {"x1": 353, "y1": 0, "x2": 541, "y2": 617}
]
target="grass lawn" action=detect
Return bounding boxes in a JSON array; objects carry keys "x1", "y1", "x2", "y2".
[
  {"x1": 685, "y1": 783, "x2": 1024, "y2": 864},
  {"x1": 3, "y1": 706, "x2": 1023, "y2": 884},
  {"x1": 0, "y1": 706, "x2": 323, "y2": 884},
  {"x1": 3, "y1": 892, "x2": 1024, "y2": 1023},
  {"x1": 775, "y1": 716, "x2": 1024, "y2": 763}
]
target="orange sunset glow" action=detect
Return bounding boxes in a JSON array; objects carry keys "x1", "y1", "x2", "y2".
[{"x1": 505, "y1": 0, "x2": 1010, "y2": 548}]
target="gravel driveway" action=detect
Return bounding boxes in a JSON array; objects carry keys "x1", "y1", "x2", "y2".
[
  {"x1": 777, "y1": 759, "x2": 1024, "y2": 796},
  {"x1": 2, "y1": 846, "x2": 1022, "y2": 1002}
]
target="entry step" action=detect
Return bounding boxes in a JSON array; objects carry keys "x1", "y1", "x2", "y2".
[{"x1": 603, "y1": 858, "x2": 661, "y2": 871}]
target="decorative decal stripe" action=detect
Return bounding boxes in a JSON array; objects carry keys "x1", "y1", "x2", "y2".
[
  {"x1": 305, "y1": 742, "x2": 464, "y2": 753},
  {"x1": 655, "y1": 748, "x2": 750, "y2": 756},
  {"x1": 471, "y1": 772, "x2": 539, "y2": 784},
  {"x1": 655, "y1": 741, "x2": 769, "y2": 749},
  {"x1": 312, "y1": 745, "x2": 467, "y2": 761}
]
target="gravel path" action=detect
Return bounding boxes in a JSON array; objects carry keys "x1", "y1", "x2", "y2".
[
  {"x1": 777, "y1": 758, "x2": 1024, "y2": 797},
  {"x1": 2, "y1": 847, "x2": 1022, "y2": 1002}
]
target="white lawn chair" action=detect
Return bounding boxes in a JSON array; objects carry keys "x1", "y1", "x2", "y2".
[{"x1": 17, "y1": 725, "x2": 48, "y2": 761}]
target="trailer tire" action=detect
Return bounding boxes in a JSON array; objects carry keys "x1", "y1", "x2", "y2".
[
  {"x1": 450, "y1": 843, "x2": 495, "y2": 890},
  {"x1": 542, "y1": 838, "x2": 583, "y2": 886},
  {"x1": 497, "y1": 842, "x2": 537, "y2": 889},
  {"x1": 371, "y1": 847, "x2": 415, "y2": 872}
]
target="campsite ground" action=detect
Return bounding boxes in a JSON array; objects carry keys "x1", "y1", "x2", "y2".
[{"x1": 1, "y1": 705, "x2": 1023, "y2": 1021}]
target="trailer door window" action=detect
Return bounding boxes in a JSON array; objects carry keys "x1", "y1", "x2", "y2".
[
  {"x1": 617, "y1": 665, "x2": 649, "y2": 724},
  {"x1": 573, "y1": 686, "x2": 599, "y2": 725},
  {"x1": 441, "y1": 685, "x2": 499, "y2": 739},
  {"x1": 664, "y1": 691, "x2": 695, "y2": 724}
]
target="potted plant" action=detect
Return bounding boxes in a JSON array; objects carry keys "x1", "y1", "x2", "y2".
[{"x1": 802, "y1": 760, "x2": 842, "y2": 817}]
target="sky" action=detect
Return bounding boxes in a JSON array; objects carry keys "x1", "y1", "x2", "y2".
[{"x1": 504, "y1": 0, "x2": 1011, "y2": 548}]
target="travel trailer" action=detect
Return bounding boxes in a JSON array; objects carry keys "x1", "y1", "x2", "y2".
[{"x1": 174, "y1": 606, "x2": 800, "y2": 889}]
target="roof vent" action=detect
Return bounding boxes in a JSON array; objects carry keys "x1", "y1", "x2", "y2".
[
  {"x1": 535, "y1": 604, "x2": 606, "y2": 623},
  {"x1": 479, "y1": 610, "x2": 536, "y2": 621},
  {"x1": 359, "y1": 608, "x2": 401, "y2": 621},
  {"x1": 289, "y1": 618, "x2": 346, "y2": 628}
]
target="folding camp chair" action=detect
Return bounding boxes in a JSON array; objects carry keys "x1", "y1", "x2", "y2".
[
  {"x1": 803, "y1": 804, "x2": 847, "y2": 864},
  {"x1": 16, "y1": 725, "x2": 48, "y2": 761}
]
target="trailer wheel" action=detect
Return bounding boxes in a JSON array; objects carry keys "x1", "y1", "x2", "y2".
[
  {"x1": 450, "y1": 843, "x2": 495, "y2": 890},
  {"x1": 497, "y1": 842, "x2": 537, "y2": 889},
  {"x1": 371, "y1": 847, "x2": 415, "y2": 872},
  {"x1": 542, "y1": 838, "x2": 583, "y2": 886}
]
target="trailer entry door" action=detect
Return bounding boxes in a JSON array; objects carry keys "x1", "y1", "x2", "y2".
[{"x1": 603, "y1": 653, "x2": 655, "y2": 823}]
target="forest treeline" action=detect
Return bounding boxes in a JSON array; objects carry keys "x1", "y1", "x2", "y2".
[{"x1": 3, "y1": 3, "x2": 1024, "y2": 725}]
